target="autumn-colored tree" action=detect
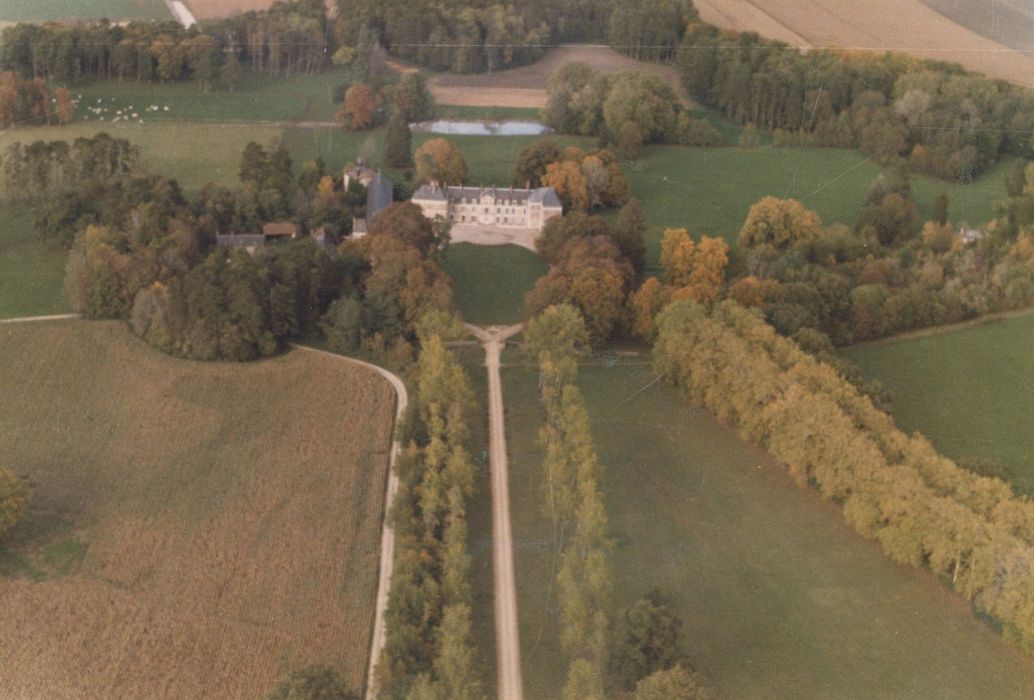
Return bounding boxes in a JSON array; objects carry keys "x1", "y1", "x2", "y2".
[
  {"x1": 727, "y1": 276, "x2": 779, "y2": 308},
  {"x1": 680, "y1": 236, "x2": 729, "y2": 303},
  {"x1": 921, "y1": 221, "x2": 954, "y2": 254},
  {"x1": 659, "y1": 228, "x2": 695, "y2": 287},
  {"x1": 543, "y1": 159, "x2": 589, "y2": 211},
  {"x1": 414, "y1": 138, "x2": 467, "y2": 186},
  {"x1": 738, "y1": 196, "x2": 823, "y2": 252},
  {"x1": 55, "y1": 87, "x2": 74, "y2": 124},
  {"x1": 340, "y1": 82, "x2": 377, "y2": 131},
  {"x1": 629, "y1": 277, "x2": 671, "y2": 341},
  {"x1": 0, "y1": 467, "x2": 29, "y2": 540}
]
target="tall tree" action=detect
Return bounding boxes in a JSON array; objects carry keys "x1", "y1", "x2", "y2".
[
  {"x1": 613, "y1": 197, "x2": 647, "y2": 276},
  {"x1": 414, "y1": 138, "x2": 467, "y2": 185},
  {"x1": 384, "y1": 109, "x2": 413, "y2": 168}
]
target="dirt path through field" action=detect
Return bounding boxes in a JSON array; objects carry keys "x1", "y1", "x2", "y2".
[
  {"x1": 695, "y1": 0, "x2": 1034, "y2": 87},
  {"x1": 292, "y1": 344, "x2": 408, "y2": 700},
  {"x1": 466, "y1": 322, "x2": 525, "y2": 700}
]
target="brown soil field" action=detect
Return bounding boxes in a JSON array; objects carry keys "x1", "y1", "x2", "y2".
[
  {"x1": 184, "y1": 0, "x2": 335, "y2": 20},
  {"x1": 429, "y1": 45, "x2": 694, "y2": 109},
  {"x1": 695, "y1": 0, "x2": 1034, "y2": 87},
  {"x1": 0, "y1": 321, "x2": 393, "y2": 699}
]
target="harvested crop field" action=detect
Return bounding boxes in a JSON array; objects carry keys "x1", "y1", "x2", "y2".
[
  {"x1": 0, "y1": 321, "x2": 394, "y2": 699},
  {"x1": 695, "y1": 0, "x2": 1034, "y2": 87},
  {"x1": 183, "y1": 0, "x2": 335, "y2": 20},
  {"x1": 429, "y1": 45, "x2": 694, "y2": 108}
]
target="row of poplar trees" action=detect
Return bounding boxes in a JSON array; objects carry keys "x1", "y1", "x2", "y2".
[
  {"x1": 653, "y1": 299, "x2": 1034, "y2": 652},
  {"x1": 377, "y1": 325, "x2": 483, "y2": 699},
  {"x1": 525, "y1": 305, "x2": 613, "y2": 699}
]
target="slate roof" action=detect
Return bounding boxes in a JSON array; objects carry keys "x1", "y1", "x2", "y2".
[
  {"x1": 366, "y1": 171, "x2": 394, "y2": 222},
  {"x1": 528, "y1": 187, "x2": 562, "y2": 207}
]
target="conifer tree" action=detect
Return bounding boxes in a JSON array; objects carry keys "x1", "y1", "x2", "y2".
[{"x1": 384, "y1": 109, "x2": 413, "y2": 168}]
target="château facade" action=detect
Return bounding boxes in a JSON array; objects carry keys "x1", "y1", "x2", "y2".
[{"x1": 411, "y1": 183, "x2": 563, "y2": 232}]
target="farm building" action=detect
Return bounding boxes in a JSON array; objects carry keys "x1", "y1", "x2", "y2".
[
  {"x1": 215, "y1": 221, "x2": 299, "y2": 253},
  {"x1": 411, "y1": 184, "x2": 562, "y2": 233}
]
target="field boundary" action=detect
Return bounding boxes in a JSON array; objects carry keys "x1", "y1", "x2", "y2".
[
  {"x1": 845, "y1": 307, "x2": 1034, "y2": 349},
  {"x1": 291, "y1": 344, "x2": 407, "y2": 700},
  {"x1": 0, "y1": 314, "x2": 77, "y2": 324}
]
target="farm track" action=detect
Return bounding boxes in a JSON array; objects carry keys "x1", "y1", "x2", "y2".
[{"x1": 292, "y1": 344, "x2": 408, "y2": 700}]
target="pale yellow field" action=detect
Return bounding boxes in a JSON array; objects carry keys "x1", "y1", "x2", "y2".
[
  {"x1": 0, "y1": 321, "x2": 393, "y2": 699},
  {"x1": 695, "y1": 0, "x2": 1034, "y2": 87}
]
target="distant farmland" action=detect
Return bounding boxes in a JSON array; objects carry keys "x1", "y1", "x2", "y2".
[
  {"x1": 0, "y1": 321, "x2": 393, "y2": 698},
  {"x1": 0, "y1": 0, "x2": 170, "y2": 22}
]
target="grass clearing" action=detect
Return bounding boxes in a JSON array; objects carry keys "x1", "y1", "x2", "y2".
[
  {"x1": 843, "y1": 311, "x2": 1034, "y2": 493},
  {"x1": 443, "y1": 243, "x2": 546, "y2": 325},
  {"x1": 0, "y1": 320, "x2": 394, "y2": 697},
  {"x1": 501, "y1": 355, "x2": 1034, "y2": 699},
  {"x1": 0, "y1": 204, "x2": 68, "y2": 318},
  {"x1": 0, "y1": 0, "x2": 170, "y2": 22},
  {"x1": 624, "y1": 145, "x2": 1011, "y2": 266}
]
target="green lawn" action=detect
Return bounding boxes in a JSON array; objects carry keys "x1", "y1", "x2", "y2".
[
  {"x1": 0, "y1": 0, "x2": 169, "y2": 21},
  {"x1": 443, "y1": 243, "x2": 546, "y2": 325},
  {"x1": 624, "y1": 145, "x2": 1012, "y2": 267},
  {"x1": 75, "y1": 68, "x2": 354, "y2": 125},
  {"x1": 843, "y1": 312, "x2": 1034, "y2": 493},
  {"x1": 0, "y1": 122, "x2": 283, "y2": 193},
  {"x1": 0, "y1": 205, "x2": 68, "y2": 318},
  {"x1": 500, "y1": 355, "x2": 1034, "y2": 699}
]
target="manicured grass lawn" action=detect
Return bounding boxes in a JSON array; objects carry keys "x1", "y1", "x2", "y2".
[
  {"x1": 0, "y1": 122, "x2": 282, "y2": 192},
  {"x1": 625, "y1": 145, "x2": 1012, "y2": 267},
  {"x1": 282, "y1": 127, "x2": 595, "y2": 188},
  {"x1": 75, "y1": 68, "x2": 353, "y2": 124},
  {"x1": 0, "y1": 0, "x2": 170, "y2": 21},
  {"x1": 443, "y1": 243, "x2": 546, "y2": 325},
  {"x1": 0, "y1": 205, "x2": 68, "y2": 318},
  {"x1": 843, "y1": 311, "x2": 1034, "y2": 493},
  {"x1": 0, "y1": 320, "x2": 393, "y2": 697},
  {"x1": 501, "y1": 355, "x2": 1034, "y2": 699}
]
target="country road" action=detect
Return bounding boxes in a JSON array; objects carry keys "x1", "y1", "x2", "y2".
[
  {"x1": 292, "y1": 345, "x2": 408, "y2": 700},
  {"x1": 466, "y1": 323, "x2": 525, "y2": 700}
]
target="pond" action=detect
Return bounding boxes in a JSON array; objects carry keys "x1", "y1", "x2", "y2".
[{"x1": 411, "y1": 120, "x2": 553, "y2": 136}]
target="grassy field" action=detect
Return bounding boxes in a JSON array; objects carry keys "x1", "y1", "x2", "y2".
[
  {"x1": 75, "y1": 69, "x2": 352, "y2": 124},
  {"x1": 0, "y1": 0, "x2": 170, "y2": 22},
  {"x1": 843, "y1": 311, "x2": 1034, "y2": 493},
  {"x1": 0, "y1": 122, "x2": 281, "y2": 192},
  {"x1": 443, "y1": 243, "x2": 547, "y2": 325},
  {"x1": 0, "y1": 205, "x2": 68, "y2": 318},
  {"x1": 624, "y1": 145, "x2": 1012, "y2": 266},
  {"x1": 500, "y1": 353, "x2": 1034, "y2": 699},
  {"x1": 0, "y1": 320, "x2": 394, "y2": 697}
]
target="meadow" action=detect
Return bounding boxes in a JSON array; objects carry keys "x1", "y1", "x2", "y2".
[
  {"x1": 0, "y1": 320, "x2": 394, "y2": 697},
  {"x1": 500, "y1": 354, "x2": 1034, "y2": 699},
  {"x1": 0, "y1": 0, "x2": 170, "y2": 22},
  {"x1": 843, "y1": 311, "x2": 1034, "y2": 494},
  {"x1": 624, "y1": 145, "x2": 1012, "y2": 266},
  {"x1": 443, "y1": 243, "x2": 547, "y2": 325},
  {"x1": 0, "y1": 205, "x2": 68, "y2": 318},
  {"x1": 75, "y1": 68, "x2": 354, "y2": 125}
]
